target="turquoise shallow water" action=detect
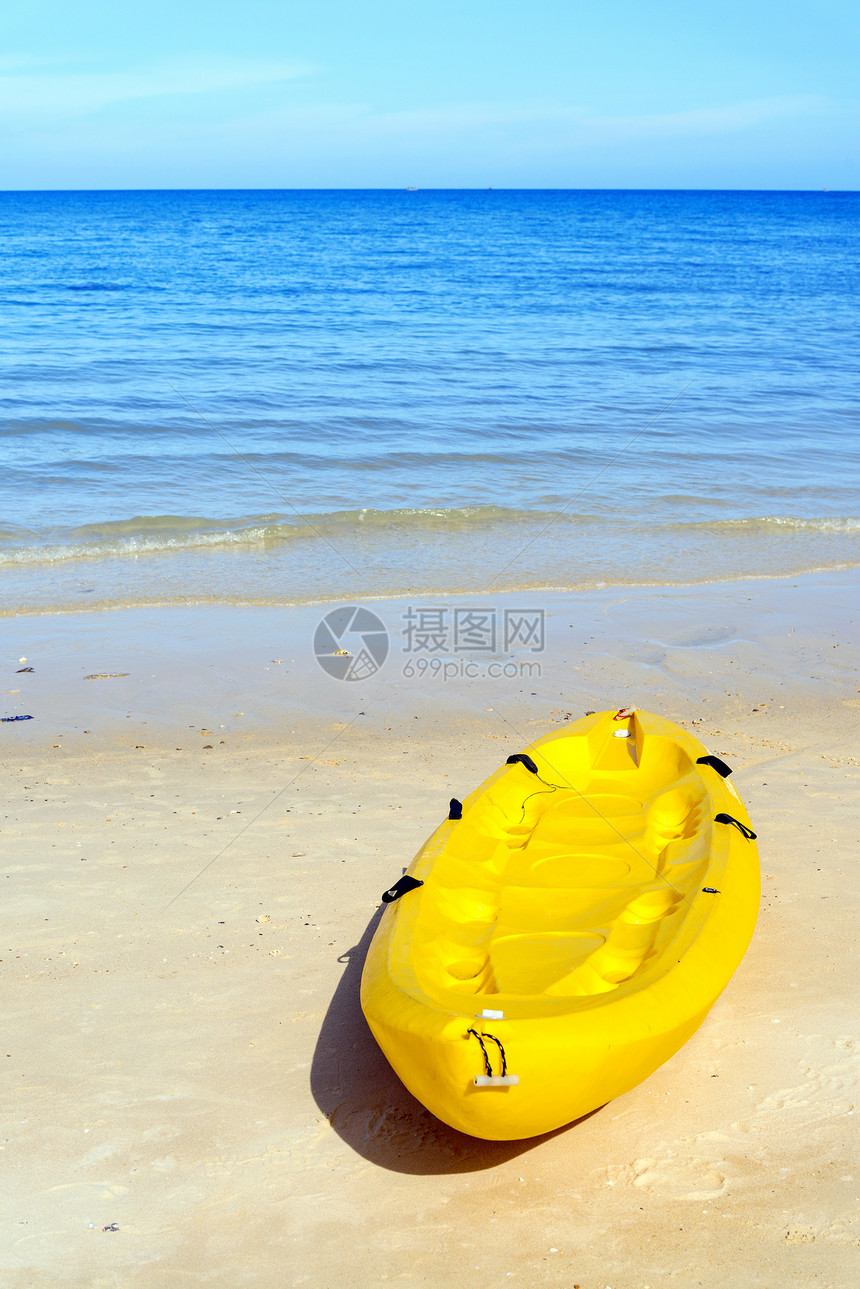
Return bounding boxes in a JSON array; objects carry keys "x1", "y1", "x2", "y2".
[{"x1": 2, "y1": 189, "x2": 859, "y2": 611}]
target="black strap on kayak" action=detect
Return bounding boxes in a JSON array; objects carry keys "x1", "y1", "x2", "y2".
[
  {"x1": 467, "y1": 1028, "x2": 508, "y2": 1078},
  {"x1": 381, "y1": 875, "x2": 424, "y2": 903},
  {"x1": 484, "y1": 1032, "x2": 508, "y2": 1077},
  {"x1": 714, "y1": 812, "x2": 757, "y2": 839},
  {"x1": 697, "y1": 754, "x2": 733, "y2": 778},
  {"x1": 448, "y1": 798, "x2": 463, "y2": 820},
  {"x1": 467, "y1": 1029, "x2": 493, "y2": 1077},
  {"x1": 506, "y1": 753, "x2": 539, "y2": 774},
  {"x1": 702, "y1": 887, "x2": 721, "y2": 894}
]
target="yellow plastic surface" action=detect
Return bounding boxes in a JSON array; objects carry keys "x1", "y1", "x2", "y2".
[{"x1": 360, "y1": 709, "x2": 760, "y2": 1140}]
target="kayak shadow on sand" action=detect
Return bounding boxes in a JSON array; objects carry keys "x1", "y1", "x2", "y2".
[{"x1": 310, "y1": 907, "x2": 600, "y2": 1175}]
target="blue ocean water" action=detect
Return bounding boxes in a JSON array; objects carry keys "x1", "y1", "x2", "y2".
[{"x1": 2, "y1": 189, "x2": 859, "y2": 612}]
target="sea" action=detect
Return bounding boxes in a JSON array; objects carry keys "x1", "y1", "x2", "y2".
[{"x1": 2, "y1": 189, "x2": 858, "y2": 615}]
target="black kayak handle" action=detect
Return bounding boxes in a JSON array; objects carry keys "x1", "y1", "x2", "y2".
[
  {"x1": 697, "y1": 754, "x2": 733, "y2": 778},
  {"x1": 714, "y1": 812, "x2": 757, "y2": 839},
  {"x1": 381, "y1": 875, "x2": 424, "y2": 903}
]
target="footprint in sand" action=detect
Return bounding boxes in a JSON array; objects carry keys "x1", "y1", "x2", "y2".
[
  {"x1": 784, "y1": 1226, "x2": 817, "y2": 1243},
  {"x1": 754, "y1": 1037, "x2": 858, "y2": 1127},
  {"x1": 629, "y1": 1154, "x2": 729, "y2": 1201},
  {"x1": 607, "y1": 1037, "x2": 857, "y2": 1206},
  {"x1": 327, "y1": 1102, "x2": 468, "y2": 1162},
  {"x1": 784, "y1": 1221, "x2": 859, "y2": 1247}
]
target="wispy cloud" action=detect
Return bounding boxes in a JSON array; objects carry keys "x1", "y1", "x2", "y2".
[
  {"x1": 300, "y1": 94, "x2": 833, "y2": 143},
  {"x1": 0, "y1": 54, "x2": 313, "y2": 124},
  {"x1": 583, "y1": 96, "x2": 834, "y2": 141}
]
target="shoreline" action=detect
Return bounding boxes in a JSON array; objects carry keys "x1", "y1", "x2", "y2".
[
  {"x1": 1, "y1": 551, "x2": 860, "y2": 616},
  {"x1": 2, "y1": 566, "x2": 857, "y2": 749},
  {"x1": 3, "y1": 555, "x2": 859, "y2": 620}
]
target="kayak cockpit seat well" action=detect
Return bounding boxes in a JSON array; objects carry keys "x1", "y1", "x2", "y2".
[{"x1": 406, "y1": 722, "x2": 713, "y2": 1006}]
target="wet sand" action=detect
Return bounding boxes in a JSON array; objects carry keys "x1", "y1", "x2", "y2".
[{"x1": 1, "y1": 569, "x2": 858, "y2": 1287}]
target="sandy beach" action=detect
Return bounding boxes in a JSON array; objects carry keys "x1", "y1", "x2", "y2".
[{"x1": 2, "y1": 569, "x2": 858, "y2": 1287}]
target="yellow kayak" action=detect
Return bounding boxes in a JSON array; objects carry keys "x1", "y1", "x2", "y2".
[{"x1": 360, "y1": 708, "x2": 759, "y2": 1140}]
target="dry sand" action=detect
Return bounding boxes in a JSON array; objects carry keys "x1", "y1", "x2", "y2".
[{"x1": 1, "y1": 570, "x2": 858, "y2": 1287}]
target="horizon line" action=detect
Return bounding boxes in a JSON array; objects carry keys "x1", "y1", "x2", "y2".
[{"x1": 0, "y1": 185, "x2": 855, "y2": 194}]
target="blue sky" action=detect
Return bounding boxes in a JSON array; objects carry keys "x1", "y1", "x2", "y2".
[{"x1": 2, "y1": 1, "x2": 857, "y2": 188}]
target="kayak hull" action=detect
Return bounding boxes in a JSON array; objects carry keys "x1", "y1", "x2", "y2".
[{"x1": 360, "y1": 710, "x2": 760, "y2": 1140}]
